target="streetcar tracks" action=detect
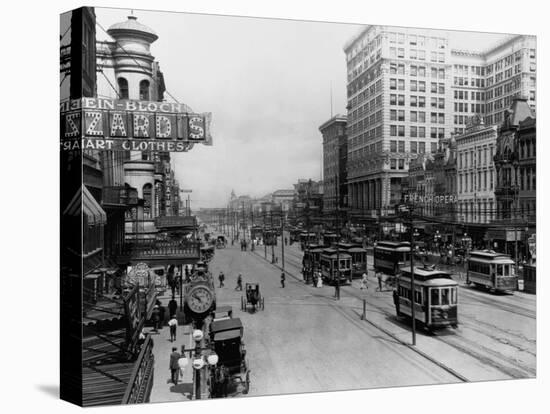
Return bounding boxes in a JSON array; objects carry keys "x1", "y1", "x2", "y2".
[{"x1": 263, "y1": 247, "x2": 537, "y2": 381}]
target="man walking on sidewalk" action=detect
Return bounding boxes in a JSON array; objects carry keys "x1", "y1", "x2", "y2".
[
  {"x1": 280, "y1": 272, "x2": 285, "y2": 288},
  {"x1": 360, "y1": 271, "x2": 368, "y2": 290},
  {"x1": 218, "y1": 271, "x2": 225, "y2": 288},
  {"x1": 235, "y1": 274, "x2": 243, "y2": 291},
  {"x1": 169, "y1": 347, "x2": 181, "y2": 385},
  {"x1": 168, "y1": 315, "x2": 178, "y2": 342}
]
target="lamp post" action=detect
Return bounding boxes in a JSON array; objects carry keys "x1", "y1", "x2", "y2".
[
  {"x1": 408, "y1": 205, "x2": 417, "y2": 346},
  {"x1": 179, "y1": 329, "x2": 219, "y2": 400}
]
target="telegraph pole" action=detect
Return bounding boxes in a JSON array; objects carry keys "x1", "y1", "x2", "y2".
[
  {"x1": 408, "y1": 205, "x2": 416, "y2": 346},
  {"x1": 242, "y1": 201, "x2": 246, "y2": 243},
  {"x1": 281, "y1": 210, "x2": 285, "y2": 270},
  {"x1": 270, "y1": 212, "x2": 275, "y2": 263},
  {"x1": 263, "y1": 211, "x2": 267, "y2": 259}
]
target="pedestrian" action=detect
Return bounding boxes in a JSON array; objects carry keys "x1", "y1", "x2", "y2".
[
  {"x1": 169, "y1": 347, "x2": 181, "y2": 385},
  {"x1": 312, "y1": 271, "x2": 317, "y2": 287},
  {"x1": 236, "y1": 274, "x2": 243, "y2": 291},
  {"x1": 360, "y1": 271, "x2": 368, "y2": 290},
  {"x1": 284, "y1": 237, "x2": 288, "y2": 246},
  {"x1": 280, "y1": 272, "x2": 285, "y2": 288},
  {"x1": 377, "y1": 272, "x2": 383, "y2": 291},
  {"x1": 334, "y1": 281, "x2": 340, "y2": 300},
  {"x1": 168, "y1": 315, "x2": 178, "y2": 342},
  {"x1": 137, "y1": 328, "x2": 146, "y2": 349},
  {"x1": 156, "y1": 299, "x2": 166, "y2": 329},
  {"x1": 168, "y1": 295, "x2": 178, "y2": 319},
  {"x1": 151, "y1": 305, "x2": 160, "y2": 333},
  {"x1": 218, "y1": 271, "x2": 225, "y2": 288},
  {"x1": 317, "y1": 272, "x2": 323, "y2": 288}
]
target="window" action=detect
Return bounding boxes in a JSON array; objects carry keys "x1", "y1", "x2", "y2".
[
  {"x1": 139, "y1": 79, "x2": 150, "y2": 100},
  {"x1": 410, "y1": 80, "x2": 418, "y2": 92},
  {"x1": 398, "y1": 110, "x2": 405, "y2": 121},
  {"x1": 438, "y1": 68, "x2": 445, "y2": 79},
  {"x1": 390, "y1": 126, "x2": 397, "y2": 137},
  {"x1": 431, "y1": 142, "x2": 437, "y2": 153},
  {"x1": 390, "y1": 109, "x2": 397, "y2": 121},
  {"x1": 431, "y1": 67, "x2": 438, "y2": 78},
  {"x1": 398, "y1": 64, "x2": 405, "y2": 75},
  {"x1": 398, "y1": 159, "x2": 405, "y2": 169},
  {"x1": 410, "y1": 49, "x2": 417, "y2": 59},
  {"x1": 431, "y1": 82, "x2": 438, "y2": 93},
  {"x1": 398, "y1": 95, "x2": 405, "y2": 106},
  {"x1": 438, "y1": 113, "x2": 445, "y2": 124},
  {"x1": 438, "y1": 98, "x2": 445, "y2": 109},
  {"x1": 389, "y1": 47, "x2": 396, "y2": 58},
  {"x1": 398, "y1": 141, "x2": 405, "y2": 152},
  {"x1": 431, "y1": 289, "x2": 439, "y2": 306},
  {"x1": 419, "y1": 142, "x2": 426, "y2": 153},
  {"x1": 419, "y1": 127, "x2": 426, "y2": 138},
  {"x1": 431, "y1": 112, "x2": 437, "y2": 123},
  {"x1": 419, "y1": 50, "x2": 426, "y2": 61},
  {"x1": 390, "y1": 94, "x2": 397, "y2": 105},
  {"x1": 398, "y1": 125, "x2": 405, "y2": 136},
  {"x1": 438, "y1": 52, "x2": 445, "y2": 63},
  {"x1": 410, "y1": 111, "x2": 418, "y2": 122},
  {"x1": 398, "y1": 79, "x2": 405, "y2": 90},
  {"x1": 419, "y1": 96, "x2": 426, "y2": 107},
  {"x1": 431, "y1": 51, "x2": 437, "y2": 62},
  {"x1": 438, "y1": 83, "x2": 445, "y2": 94},
  {"x1": 419, "y1": 81, "x2": 426, "y2": 92},
  {"x1": 390, "y1": 159, "x2": 397, "y2": 169},
  {"x1": 418, "y1": 112, "x2": 425, "y2": 122},
  {"x1": 438, "y1": 128, "x2": 444, "y2": 138},
  {"x1": 397, "y1": 48, "x2": 405, "y2": 58},
  {"x1": 431, "y1": 97, "x2": 437, "y2": 108},
  {"x1": 390, "y1": 78, "x2": 397, "y2": 90},
  {"x1": 410, "y1": 96, "x2": 417, "y2": 107},
  {"x1": 410, "y1": 65, "x2": 417, "y2": 76},
  {"x1": 419, "y1": 66, "x2": 426, "y2": 77},
  {"x1": 411, "y1": 126, "x2": 418, "y2": 137},
  {"x1": 118, "y1": 77, "x2": 129, "y2": 99},
  {"x1": 411, "y1": 141, "x2": 418, "y2": 153},
  {"x1": 431, "y1": 127, "x2": 437, "y2": 138}
]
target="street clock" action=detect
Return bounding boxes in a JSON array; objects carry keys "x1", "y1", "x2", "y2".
[{"x1": 186, "y1": 284, "x2": 215, "y2": 314}]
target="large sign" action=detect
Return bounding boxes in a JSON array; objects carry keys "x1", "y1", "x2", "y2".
[
  {"x1": 60, "y1": 98, "x2": 212, "y2": 151},
  {"x1": 403, "y1": 193, "x2": 458, "y2": 204}
]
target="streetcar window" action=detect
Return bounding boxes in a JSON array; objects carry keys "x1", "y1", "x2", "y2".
[
  {"x1": 414, "y1": 290, "x2": 422, "y2": 304},
  {"x1": 431, "y1": 289, "x2": 439, "y2": 305},
  {"x1": 441, "y1": 289, "x2": 450, "y2": 305},
  {"x1": 451, "y1": 288, "x2": 457, "y2": 304}
]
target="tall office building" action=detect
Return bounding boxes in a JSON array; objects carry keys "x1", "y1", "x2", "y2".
[{"x1": 344, "y1": 27, "x2": 536, "y2": 213}]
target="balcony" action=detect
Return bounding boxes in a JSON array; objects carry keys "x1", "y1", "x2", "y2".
[
  {"x1": 155, "y1": 215, "x2": 197, "y2": 230},
  {"x1": 116, "y1": 240, "x2": 201, "y2": 266},
  {"x1": 494, "y1": 185, "x2": 519, "y2": 197},
  {"x1": 103, "y1": 186, "x2": 139, "y2": 208}
]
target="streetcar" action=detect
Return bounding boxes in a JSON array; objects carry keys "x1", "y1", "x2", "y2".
[
  {"x1": 289, "y1": 228, "x2": 302, "y2": 243},
  {"x1": 373, "y1": 241, "x2": 411, "y2": 276},
  {"x1": 393, "y1": 266, "x2": 458, "y2": 330},
  {"x1": 334, "y1": 242, "x2": 367, "y2": 279},
  {"x1": 302, "y1": 244, "x2": 325, "y2": 282},
  {"x1": 320, "y1": 248, "x2": 352, "y2": 285},
  {"x1": 250, "y1": 225, "x2": 263, "y2": 242},
  {"x1": 466, "y1": 250, "x2": 517, "y2": 292},
  {"x1": 322, "y1": 232, "x2": 339, "y2": 246},
  {"x1": 299, "y1": 232, "x2": 318, "y2": 250},
  {"x1": 264, "y1": 229, "x2": 278, "y2": 246}
]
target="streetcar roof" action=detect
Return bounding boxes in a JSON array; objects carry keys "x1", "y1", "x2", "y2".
[
  {"x1": 399, "y1": 266, "x2": 454, "y2": 281},
  {"x1": 469, "y1": 250, "x2": 514, "y2": 262},
  {"x1": 347, "y1": 247, "x2": 367, "y2": 253},
  {"x1": 321, "y1": 251, "x2": 352, "y2": 259},
  {"x1": 210, "y1": 318, "x2": 243, "y2": 334},
  {"x1": 376, "y1": 241, "x2": 411, "y2": 248}
]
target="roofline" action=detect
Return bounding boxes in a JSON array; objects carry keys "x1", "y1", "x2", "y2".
[{"x1": 319, "y1": 114, "x2": 348, "y2": 132}]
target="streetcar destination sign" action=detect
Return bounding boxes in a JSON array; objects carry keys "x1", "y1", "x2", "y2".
[{"x1": 60, "y1": 98, "x2": 212, "y2": 151}]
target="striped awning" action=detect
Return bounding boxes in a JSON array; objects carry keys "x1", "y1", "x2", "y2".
[{"x1": 63, "y1": 185, "x2": 107, "y2": 225}]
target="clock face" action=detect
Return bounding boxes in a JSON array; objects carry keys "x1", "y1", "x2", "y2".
[{"x1": 186, "y1": 286, "x2": 214, "y2": 314}]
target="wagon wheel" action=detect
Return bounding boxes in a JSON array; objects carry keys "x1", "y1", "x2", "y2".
[{"x1": 243, "y1": 370, "x2": 250, "y2": 395}]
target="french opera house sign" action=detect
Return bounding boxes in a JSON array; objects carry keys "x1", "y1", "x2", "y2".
[{"x1": 60, "y1": 98, "x2": 212, "y2": 151}]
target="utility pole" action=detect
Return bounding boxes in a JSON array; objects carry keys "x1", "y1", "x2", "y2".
[
  {"x1": 242, "y1": 201, "x2": 246, "y2": 243},
  {"x1": 281, "y1": 210, "x2": 285, "y2": 270},
  {"x1": 270, "y1": 211, "x2": 275, "y2": 263},
  {"x1": 263, "y1": 211, "x2": 267, "y2": 260},
  {"x1": 408, "y1": 205, "x2": 416, "y2": 346}
]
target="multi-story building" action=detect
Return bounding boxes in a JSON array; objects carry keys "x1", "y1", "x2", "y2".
[
  {"x1": 272, "y1": 189, "x2": 295, "y2": 212},
  {"x1": 455, "y1": 116, "x2": 497, "y2": 224},
  {"x1": 320, "y1": 115, "x2": 348, "y2": 212},
  {"x1": 344, "y1": 27, "x2": 536, "y2": 213},
  {"x1": 451, "y1": 35, "x2": 536, "y2": 135},
  {"x1": 516, "y1": 116, "x2": 536, "y2": 223}
]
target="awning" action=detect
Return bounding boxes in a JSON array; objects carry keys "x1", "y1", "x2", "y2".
[{"x1": 63, "y1": 185, "x2": 107, "y2": 225}]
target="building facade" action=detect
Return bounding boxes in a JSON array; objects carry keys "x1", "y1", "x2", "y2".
[
  {"x1": 455, "y1": 117, "x2": 497, "y2": 224},
  {"x1": 319, "y1": 115, "x2": 348, "y2": 212},
  {"x1": 343, "y1": 26, "x2": 536, "y2": 212}
]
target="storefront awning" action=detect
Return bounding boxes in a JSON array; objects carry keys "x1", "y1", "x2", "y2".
[{"x1": 63, "y1": 185, "x2": 107, "y2": 225}]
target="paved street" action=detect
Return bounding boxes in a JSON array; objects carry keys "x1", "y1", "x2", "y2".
[{"x1": 205, "y1": 242, "x2": 464, "y2": 397}]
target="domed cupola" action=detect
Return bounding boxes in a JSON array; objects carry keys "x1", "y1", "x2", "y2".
[{"x1": 107, "y1": 15, "x2": 158, "y2": 44}]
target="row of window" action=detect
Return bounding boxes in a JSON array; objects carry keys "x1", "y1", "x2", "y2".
[
  {"x1": 390, "y1": 63, "x2": 446, "y2": 79},
  {"x1": 390, "y1": 110, "x2": 445, "y2": 124},
  {"x1": 389, "y1": 140, "x2": 438, "y2": 154},
  {"x1": 390, "y1": 125, "x2": 445, "y2": 139},
  {"x1": 458, "y1": 147, "x2": 495, "y2": 170},
  {"x1": 458, "y1": 171, "x2": 494, "y2": 193},
  {"x1": 389, "y1": 79, "x2": 445, "y2": 94},
  {"x1": 454, "y1": 90, "x2": 485, "y2": 101},
  {"x1": 389, "y1": 47, "x2": 446, "y2": 63}
]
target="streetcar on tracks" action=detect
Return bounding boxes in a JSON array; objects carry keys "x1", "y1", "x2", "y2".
[
  {"x1": 393, "y1": 266, "x2": 458, "y2": 330},
  {"x1": 373, "y1": 241, "x2": 411, "y2": 276},
  {"x1": 250, "y1": 225, "x2": 263, "y2": 242},
  {"x1": 466, "y1": 250, "x2": 517, "y2": 292},
  {"x1": 302, "y1": 244, "x2": 325, "y2": 281},
  {"x1": 336, "y1": 242, "x2": 367, "y2": 279},
  {"x1": 299, "y1": 232, "x2": 318, "y2": 249},
  {"x1": 264, "y1": 229, "x2": 278, "y2": 246},
  {"x1": 320, "y1": 248, "x2": 352, "y2": 285},
  {"x1": 322, "y1": 231, "x2": 339, "y2": 246}
]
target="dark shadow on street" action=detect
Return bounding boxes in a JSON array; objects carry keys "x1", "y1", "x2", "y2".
[{"x1": 170, "y1": 382, "x2": 193, "y2": 397}]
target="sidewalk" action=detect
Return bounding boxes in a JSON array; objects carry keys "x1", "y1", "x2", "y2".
[{"x1": 148, "y1": 290, "x2": 195, "y2": 403}]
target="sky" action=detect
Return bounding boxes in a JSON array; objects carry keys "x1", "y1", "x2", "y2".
[{"x1": 95, "y1": 8, "x2": 512, "y2": 208}]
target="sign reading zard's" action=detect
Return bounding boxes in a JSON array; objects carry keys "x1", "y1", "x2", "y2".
[{"x1": 60, "y1": 98, "x2": 212, "y2": 151}]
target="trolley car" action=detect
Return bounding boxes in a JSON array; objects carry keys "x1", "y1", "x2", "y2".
[
  {"x1": 302, "y1": 244, "x2": 325, "y2": 281},
  {"x1": 466, "y1": 250, "x2": 517, "y2": 292},
  {"x1": 393, "y1": 266, "x2": 458, "y2": 330},
  {"x1": 374, "y1": 241, "x2": 411, "y2": 275},
  {"x1": 250, "y1": 225, "x2": 263, "y2": 242},
  {"x1": 299, "y1": 232, "x2": 318, "y2": 248},
  {"x1": 322, "y1": 232, "x2": 339, "y2": 246},
  {"x1": 264, "y1": 229, "x2": 278, "y2": 246},
  {"x1": 320, "y1": 248, "x2": 352, "y2": 285},
  {"x1": 335, "y1": 242, "x2": 367, "y2": 279}
]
